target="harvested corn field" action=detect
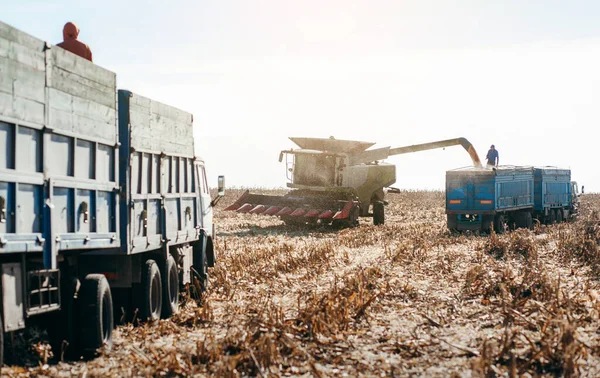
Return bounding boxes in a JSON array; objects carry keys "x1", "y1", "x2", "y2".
[{"x1": 3, "y1": 189, "x2": 600, "y2": 377}]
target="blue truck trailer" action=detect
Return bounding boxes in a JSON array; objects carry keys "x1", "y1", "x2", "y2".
[
  {"x1": 446, "y1": 166, "x2": 579, "y2": 233},
  {"x1": 0, "y1": 21, "x2": 224, "y2": 363}
]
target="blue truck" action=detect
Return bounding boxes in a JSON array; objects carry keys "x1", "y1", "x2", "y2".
[
  {"x1": 0, "y1": 21, "x2": 224, "y2": 363},
  {"x1": 446, "y1": 166, "x2": 579, "y2": 233}
]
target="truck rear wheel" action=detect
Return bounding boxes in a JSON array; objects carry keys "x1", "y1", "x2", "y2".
[
  {"x1": 80, "y1": 274, "x2": 113, "y2": 356},
  {"x1": 49, "y1": 275, "x2": 80, "y2": 360},
  {"x1": 162, "y1": 255, "x2": 179, "y2": 318},
  {"x1": 373, "y1": 202, "x2": 385, "y2": 225},
  {"x1": 525, "y1": 212, "x2": 533, "y2": 230},
  {"x1": 555, "y1": 209, "x2": 563, "y2": 223},
  {"x1": 494, "y1": 215, "x2": 506, "y2": 234},
  {"x1": 141, "y1": 260, "x2": 162, "y2": 322},
  {"x1": 192, "y1": 241, "x2": 209, "y2": 294},
  {"x1": 447, "y1": 214, "x2": 457, "y2": 231},
  {"x1": 547, "y1": 210, "x2": 556, "y2": 225}
]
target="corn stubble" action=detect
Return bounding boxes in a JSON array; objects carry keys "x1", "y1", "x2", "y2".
[{"x1": 4, "y1": 190, "x2": 600, "y2": 377}]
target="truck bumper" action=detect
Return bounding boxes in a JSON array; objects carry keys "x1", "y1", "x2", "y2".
[{"x1": 449, "y1": 214, "x2": 494, "y2": 232}]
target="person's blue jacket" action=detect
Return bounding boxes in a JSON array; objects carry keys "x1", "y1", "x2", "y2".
[{"x1": 486, "y1": 147, "x2": 499, "y2": 166}]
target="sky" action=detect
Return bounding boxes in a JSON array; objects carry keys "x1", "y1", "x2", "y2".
[{"x1": 3, "y1": 1, "x2": 600, "y2": 191}]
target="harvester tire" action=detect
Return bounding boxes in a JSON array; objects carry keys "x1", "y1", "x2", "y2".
[
  {"x1": 141, "y1": 259, "x2": 162, "y2": 322},
  {"x1": 494, "y1": 215, "x2": 505, "y2": 234},
  {"x1": 373, "y1": 202, "x2": 385, "y2": 225},
  {"x1": 161, "y1": 255, "x2": 179, "y2": 319},
  {"x1": 79, "y1": 274, "x2": 113, "y2": 356},
  {"x1": 555, "y1": 209, "x2": 563, "y2": 223}
]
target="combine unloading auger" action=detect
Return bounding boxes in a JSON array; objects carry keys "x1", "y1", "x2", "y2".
[{"x1": 225, "y1": 137, "x2": 481, "y2": 226}]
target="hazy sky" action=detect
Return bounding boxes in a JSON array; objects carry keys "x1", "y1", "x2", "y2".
[{"x1": 4, "y1": 1, "x2": 600, "y2": 190}]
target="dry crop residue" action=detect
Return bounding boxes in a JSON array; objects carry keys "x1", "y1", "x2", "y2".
[{"x1": 3, "y1": 190, "x2": 600, "y2": 377}]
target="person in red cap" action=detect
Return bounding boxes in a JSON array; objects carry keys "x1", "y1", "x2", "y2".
[{"x1": 57, "y1": 22, "x2": 93, "y2": 62}]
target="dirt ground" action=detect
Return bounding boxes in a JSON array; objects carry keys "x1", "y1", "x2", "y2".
[{"x1": 3, "y1": 189, "x2": 600, "y2": 377}]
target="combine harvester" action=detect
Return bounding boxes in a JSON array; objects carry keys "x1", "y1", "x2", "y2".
[
  {"x1": 446, "y1": 166, "x2": 581, "y2": 233},
  {"x1": 226, "y1": 136, "x2": 481, "y2": 226}
]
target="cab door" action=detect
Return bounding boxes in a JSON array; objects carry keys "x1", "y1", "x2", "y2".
[{"x1": 195, "y1": 162, "x2": 213, "y2": 232}]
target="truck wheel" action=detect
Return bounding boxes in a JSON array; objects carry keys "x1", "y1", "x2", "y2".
[
  {"x1": 525, "y1": 212, "x2": 533, "y2": 230},
  {"x1": 373, "y1": 202, "x2": 385, "y2": 225},
  {"x1": 447, "y1": 214, "x2": 458, "y2": 231},
  {"x1": 79, "y1": 274, "x2": 113, "y2": 356},
  {"x1": 49, "y1": 275, "x2": 80, "y2": 361},
  {"x1": 555, "y1": 209, "x2": 563, "y2": 223},
  {"x1": 547, "y1": 210, "x2": 556, "y2": 225},
  {"x1": 494, "y1": 215, "x2": 506, "y2": 234},
  {"x1": 481, "y1": 215, "x2": 493, "y2": 233},
  {"x1": 193, "y1": 242, "x2": 209, "y2": 293},
  {"x1": 141, "y1": 260, "x2": 162, "y2": 322},
  {"x1": 162, "y1": 255, "x2": 179, "y2": 318}
]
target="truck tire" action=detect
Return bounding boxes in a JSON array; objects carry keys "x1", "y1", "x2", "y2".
[
  {"x1": 79, "y1": 274, "x2": 113, "y2": 356},
  {"x1": 525, "y1": 212, "x2": 533, "y2": 230},
  {"x1": 193, "y1": 241, "x2": 209, "y2": 294},
  {"x1": 49, "y1": 275, "x2": 80, "y2": 361},
  {"x1": 373, "y1": 202, "x2": 385, "y2": 225},
  {"x1": 494, "y1": 215, "x2": 506, "y2": 234},
  {"x1": 482, "y1": 215, "x2": 493, "y2": 233},
  {"x1": 555, "y1": 209, "x2": 563, "y2": 223},
  {"x1": 161, "y1": 255, "x2": 179, "y2": 319},
  {"x1": 447, "y1": 214, "x2": 457, "y2": 231},
  {"x1": 547, "y1": 210, "x2": 556, "y2": 225},
  {"x1": 141, "y1": 260, "x2": 162, "y2": 322}
]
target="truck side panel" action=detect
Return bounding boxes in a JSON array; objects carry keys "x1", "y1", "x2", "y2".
[
  {"x1": 534, "y1": 168, "x2": 571, "y2": 212},
  {"x1": 0, "y1": 22, "x2": 54, "y2": 331},
  {"x1": 46, "y1": 46, "x2": 119, "y2": 256},
  {"x1": 118, "y1": 90, "x2": 200, "y2": 255},
  {"x1": 0, "y1": 24, "x2": 46, "y2": 255},
  {"x1": 495, "y1": 171, "x2": 534, "y2": 210}
]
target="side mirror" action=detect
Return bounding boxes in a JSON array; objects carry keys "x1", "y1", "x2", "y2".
[
  {"x1": 581, "y1": 185, "x2": 585, "y2": 195},
  {"x1": 278, "y1": 152, "x2": 284, "y2": 163},
  {"x1": 218, "y1": 175, "x2": 225, "y2": 197},
  {"x1": 211, "y1": 175, "x2": 225, "y2": 207}
]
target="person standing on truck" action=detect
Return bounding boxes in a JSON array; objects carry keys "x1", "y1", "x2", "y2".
[
  {"x1": 486, "y1": 145, "x2": 499, "y2": 168},
  {"x1": 56, "y1": 22, "x2": 93, "y2": 62}
]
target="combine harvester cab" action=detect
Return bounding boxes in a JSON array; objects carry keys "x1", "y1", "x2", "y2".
[
  {"x1": 227, "y1": 136, "x2": 481, "y2": 227},
  {"x1": 446, "y1": 165, "x2": 578, "y2": 233}
]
